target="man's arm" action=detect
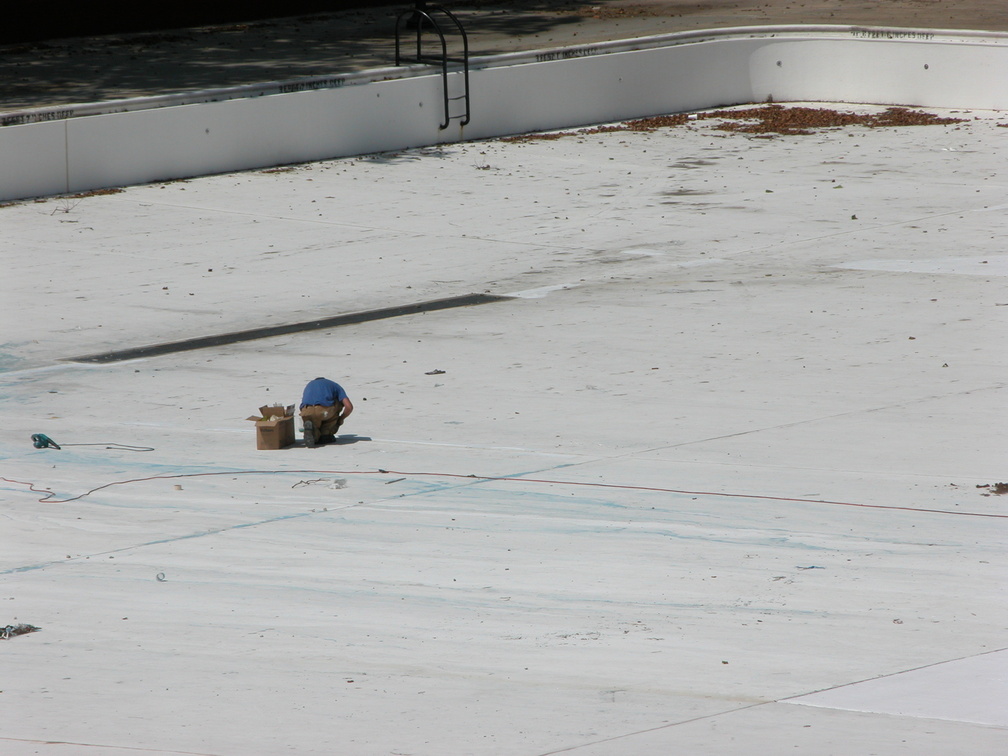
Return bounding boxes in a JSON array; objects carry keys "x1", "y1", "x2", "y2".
[{"x1": 340, "y1": 397, "x2": 354, "y2": 420}]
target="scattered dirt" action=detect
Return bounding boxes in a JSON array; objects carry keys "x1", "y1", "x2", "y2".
[
  {"x1": 69, "y1": 187, "x2": 124, "y2": 198},
  {"x1": 503, "y1": 104, "x2": 966, "y2": 141},
  {"x1": 621, "y1": 114, "x2": 692, "y2": 130},
  {"x1": 977, "y1": 482, "x2": 1008, "y2": 495},
  {"x1": 704, "y1": 105, "x2": 966, "y2": 134}
]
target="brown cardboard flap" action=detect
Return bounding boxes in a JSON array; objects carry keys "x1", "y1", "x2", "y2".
[{"x1": 250, "y1": 404, "x2": 295, "y2": 421}]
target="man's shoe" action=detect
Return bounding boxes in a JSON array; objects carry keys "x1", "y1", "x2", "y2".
[
  {"x1": 318, "y1": 434, "x2": 337, "y2": 444},
  {"x1": 303, "y1": 420, "x2": 317, "y2": 448}
]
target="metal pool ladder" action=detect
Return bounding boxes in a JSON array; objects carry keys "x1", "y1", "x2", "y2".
[{"x1": 395, "y1": 4, "x2": 471, "y2": 129}]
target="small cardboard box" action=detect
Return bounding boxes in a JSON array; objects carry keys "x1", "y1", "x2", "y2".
[{"x1": 248, "y1": 405, "x2": 295, "y2": 450}]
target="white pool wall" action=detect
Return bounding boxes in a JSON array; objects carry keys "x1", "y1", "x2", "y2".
[{"x1": 1, "y1": 25, "x2": 1006, "y2": 202}]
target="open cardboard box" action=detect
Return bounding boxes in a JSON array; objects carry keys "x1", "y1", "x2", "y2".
[{"x1": 247, "y1": 404, "x2": 296, "y2": 450}]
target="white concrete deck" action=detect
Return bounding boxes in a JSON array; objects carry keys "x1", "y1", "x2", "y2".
[{"x1": 2, "y1": 103, "x2": 1006, "y2": 754}]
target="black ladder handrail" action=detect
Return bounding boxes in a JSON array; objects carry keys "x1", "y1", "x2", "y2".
[{"x1": 395, "y1": 5, "x2": 470, "y2": 129}]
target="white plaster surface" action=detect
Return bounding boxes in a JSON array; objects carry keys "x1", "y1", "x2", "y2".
[{"x1": 1, "y1": 104, "x2": 1006, "y2": 754}]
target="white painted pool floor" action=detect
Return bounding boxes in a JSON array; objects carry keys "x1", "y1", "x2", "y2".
[{"x1": 1, "y1": 104, "x2": 1006, "y2": 754}]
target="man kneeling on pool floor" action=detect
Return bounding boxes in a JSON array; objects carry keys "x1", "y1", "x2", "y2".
[{"x1": 300, "y1": 376, "x2": 354, "y2": 448}]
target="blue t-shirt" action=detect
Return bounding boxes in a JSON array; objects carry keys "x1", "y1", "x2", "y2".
[{"x1": 301, "y1": 377, "x2": 348, "y2": 408}]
